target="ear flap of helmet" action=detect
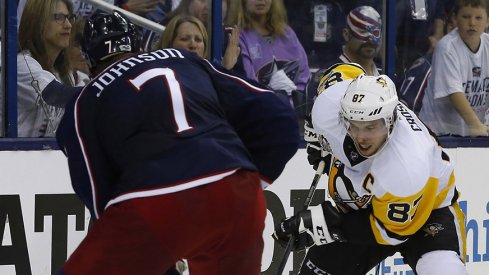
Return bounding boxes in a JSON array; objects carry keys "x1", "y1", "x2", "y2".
[{"x1": 82, "y1": 10, "x2": 142, "y2": 67}]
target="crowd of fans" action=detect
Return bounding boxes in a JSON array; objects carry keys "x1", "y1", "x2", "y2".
[
  {"x1": 0, "y1": 1, "x2": 485, "y2": 274},
  {"x1": 2, "y1": 0, "x2": 488, "y2": 138}
]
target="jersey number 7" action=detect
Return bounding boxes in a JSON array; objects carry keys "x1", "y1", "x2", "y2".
[{"x1": 129, "y1": 68, "x2": 193, "y2": 133}]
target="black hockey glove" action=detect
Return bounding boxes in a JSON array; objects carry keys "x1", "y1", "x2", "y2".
[
  {"x1": 272, "y1": 201, "x2": 346, "y2": 251},
  {"x1": 304, "y1": 114, "x2": 332, "y2": 173}
]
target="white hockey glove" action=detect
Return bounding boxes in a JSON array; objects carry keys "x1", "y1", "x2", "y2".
[
  {"x1": 272, "y1": 201, "x2": 345, "y2": 251},
  {"x1": 304, "y1": 114, "x2": 332, "y2": 172},
  {"x1": 269, "y1": 69, "x2": 297, "y2": 95}
]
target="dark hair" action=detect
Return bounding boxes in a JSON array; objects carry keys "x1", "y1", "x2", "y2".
[{"x1": 453, "y1": 0, "x2": 489, "y2": 15}]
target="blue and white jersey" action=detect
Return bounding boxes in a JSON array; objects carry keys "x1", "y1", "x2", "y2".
[
  {"x1": 56, "y1": 49, "x2": 299, "y2": 218},
  {"x1": 398, "y1": 54, "x2": 432, "y2": 114}
]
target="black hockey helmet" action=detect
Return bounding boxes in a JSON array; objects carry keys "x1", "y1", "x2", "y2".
[{"x1": 82, "y1": 10, "x2": 142, "y2": 67}]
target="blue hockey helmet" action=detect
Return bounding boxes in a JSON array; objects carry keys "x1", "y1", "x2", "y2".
[{"x1": 82, "y1": 10, "x2": 142, "y2": 67}]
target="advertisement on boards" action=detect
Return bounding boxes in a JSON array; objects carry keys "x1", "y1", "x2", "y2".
[{"x1": 1, "y1": 149, "x2": 488, "y2": 274}]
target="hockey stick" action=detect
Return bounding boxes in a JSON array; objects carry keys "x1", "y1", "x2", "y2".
[{"x1": 276, "y1": 159, "x2": 326, "y2": 275}]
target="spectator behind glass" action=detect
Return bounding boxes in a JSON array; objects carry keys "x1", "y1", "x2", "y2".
[
  {"x1": 163, "y1": 0, "x2": 241, "y2": 70},
  {"x1": 334, "y1": 5, "x2": 382, "y2": 76},
  {"x1": 284, "y1": 0, "x2": 346, "y2": 70},
  {"x1": 156, "y1": 14, "x2": 241, "y2": 71},
  {"x1": 17, "y1": 0, "x2": 83, "y2": 137},
  {"x1": 236, "y1": 0, "x2": 310, "y2": 97},
  {"x1": 305, "y1": 5, "x2": 382, "y2": 112},
  {"x1": 396, "y1": 0, "x2": 446, "y2": 79},
  {"x1": 156, "y1": 15, "x2": 207, "y2": 58},
  {"x1": 397, "y1": 6, "x2": 458, "y2": 115},
  {"x1": 420, "y1": 0, "x2": 489, "y2": 137}
]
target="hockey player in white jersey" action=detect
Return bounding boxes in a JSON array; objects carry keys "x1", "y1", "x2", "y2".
[{"x1": 273, "y1": 64, "x2": 468, "y2": 275}]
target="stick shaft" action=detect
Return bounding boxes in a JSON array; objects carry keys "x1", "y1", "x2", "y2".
[{"x1": 275, "y1": 160, "x2": 326, "y2": 275}]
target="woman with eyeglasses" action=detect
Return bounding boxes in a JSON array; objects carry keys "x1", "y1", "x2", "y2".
[{"x1": 17, "y1": 0, "x2": 84, "y2": 137}]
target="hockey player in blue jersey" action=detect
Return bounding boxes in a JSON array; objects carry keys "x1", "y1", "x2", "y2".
[{"x1": 56, "y1": 11, "x2": 299, "y2": 275}]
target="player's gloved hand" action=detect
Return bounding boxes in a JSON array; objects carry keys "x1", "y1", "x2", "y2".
[
  {"x1": 269, "y1": 69, "x2": 297, "y2": 95},
  {"x1": 272, "y1": 201, "x2": 345, "y2": 251},
  {"x1": 304, "y1": 114, "x2": 332, "y2": 172}
]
